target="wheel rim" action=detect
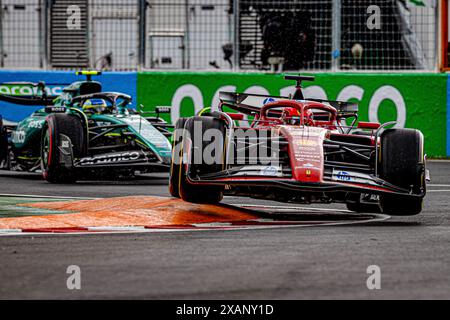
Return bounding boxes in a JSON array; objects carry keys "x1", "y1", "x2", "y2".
[{"x1": 41, "y1": 127, "x2": 50, "y2": 169}]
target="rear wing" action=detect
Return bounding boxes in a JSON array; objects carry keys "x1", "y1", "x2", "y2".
[
  {"x1": 219, "y1": 74, "x2": 359, "y2": 116},
  {"x1": 219, "y1": 91, "x2": 289, "y2": 115},
  {"x1": 308, "y1": 98, "x2": 358, "y2": 117},
  {"x1": 0, "y1": 93, "x2": 57, "y2": 106},
  {"x1": 219, "y1": 92, "x2": 358, "y2": 116},
  {"x1": 0, "y1": 81, "x2": 62, "y2": 106}
]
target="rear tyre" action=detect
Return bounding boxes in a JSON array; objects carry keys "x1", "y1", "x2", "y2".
[
  {"x1": 41, "y1": 113, "x2": 86, "y2": 183},
  {"x1": 179, "y1": 116, "x2": 226, "y2": 204},
  {"x1": 379, "y1": 128, "x2": 425, "y2": 216},
  {"x1": 169, "y1": 118, "x2": 188, "y2": 198}
]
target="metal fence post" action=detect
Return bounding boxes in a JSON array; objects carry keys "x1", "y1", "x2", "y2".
[
  {"x1": 331, "y1": 0, "x2": 341, "y2": 71},
  {"x1": 437, "y1": 0, "x2": 444, "y2": 71},
  {"x1": 184, "y1": 0, "x2": 190, "y2": 69},
  {"x1": 138, "y1": 0, "x2": 146, "y2": 70},
  {"x1": 0, "y1": 0, "x2": 4, "y2": 68},
  {"x1": 39, "y1": 0, "x2": 49, "y2": 69},
  {"x1": 232, "y1": 0, "x2": 239, "y2": 70}
]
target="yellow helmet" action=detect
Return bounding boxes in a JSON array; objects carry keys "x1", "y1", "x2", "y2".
[{"x1": 82, "y1": 99, "x2": 107, "y2": 114}]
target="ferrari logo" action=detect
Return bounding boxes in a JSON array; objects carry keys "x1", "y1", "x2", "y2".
[{"x1": 306, "y1": 169, "x2": 311, "y2": 176}]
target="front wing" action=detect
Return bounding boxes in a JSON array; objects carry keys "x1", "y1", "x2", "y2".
[{"x1": 184, "y1": 169, "x2": 425, "y2": 198}]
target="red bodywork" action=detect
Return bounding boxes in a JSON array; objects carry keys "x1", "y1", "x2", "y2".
[
  {"x1": 181, "y1": 81, "x2": 421, "y2": 204},
  {"x1": 217, "y1": 99, "x2": 379, "y2": 189}
]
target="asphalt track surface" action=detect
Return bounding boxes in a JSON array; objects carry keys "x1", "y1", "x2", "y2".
[{"x1": 0, "y1": 161, "x2": 449, "y2": 299}]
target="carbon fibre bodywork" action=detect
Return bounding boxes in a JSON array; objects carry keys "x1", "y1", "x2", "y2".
[
  {"x1": 173, "y1": 76, "x2": 428, "y2": 212},
  {"x1": 0, "y1": 72, "x2": 172, "y2": 177}
]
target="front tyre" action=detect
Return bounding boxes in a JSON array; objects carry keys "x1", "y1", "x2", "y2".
[
  {"x1": 178, "y1": 116, "x2": 225, "y2": 204},
  {"x1": 379, "y1": 128, "x2": 425, "y2": 216},
  {"x1": 169, "y1": 118, "x2": 188, "y2": 198},
  {"x1": 41, "y1": 113, "x2": 86, "y2": 183}
]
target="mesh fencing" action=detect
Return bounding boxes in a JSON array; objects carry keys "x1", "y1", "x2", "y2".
[
  {"x1": 146, "y1": 0, "x2": 232, "y2": 70},
  {"x1": 90, "y1": 0, "x2": 140, "y2": 71},
  {"x1": 237, "y1": 0, "x2": 332, "y2": 71},
  {"x1": 339, "y1": 0, "x2": 437, "y2": 70},
  {"x1": 0, "y1": 0, "x2": 43, "y2": 69},
  {"x1": 0, "y1": 0, "x2": 441, "y2": 71}
]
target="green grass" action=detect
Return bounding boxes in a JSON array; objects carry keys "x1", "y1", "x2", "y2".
[{"x1": 0, "y1": 197, "x2": 72, "y2": 218}]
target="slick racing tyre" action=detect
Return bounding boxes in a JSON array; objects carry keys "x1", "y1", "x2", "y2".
[
  {"x1": 169, "y1": 117, "x2": 188, "y2": 198},
  {"x1": 379, "y1": 128, "x2": 425, "y2": 216},
  {"x1": 41, "y1": 113, "x2": 86, "y2": 183},
  {"x1": 0, "y1": 117, "x2": 7, "y2": 166},
  {"x1": 178, "y1": 116, "x2": 226, "y2": 204}
]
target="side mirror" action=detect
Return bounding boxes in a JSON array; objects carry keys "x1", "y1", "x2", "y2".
[
  {"x1": 155, "y1": 106, "x2": 171, "y2": 114},
  {"x1": 226, "y1": 113, "x2": 244, "y2": 121},
  {"x1": 358, "y1": 121, "x2": 380, "y2": 130}
]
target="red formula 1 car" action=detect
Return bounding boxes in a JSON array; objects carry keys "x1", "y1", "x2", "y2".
[{"x1": 169, "y1": 75, "x2": 428, "y2": 216}]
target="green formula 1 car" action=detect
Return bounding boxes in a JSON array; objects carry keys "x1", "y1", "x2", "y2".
[{"x1": 0, "y1": 71, "x2": 172, "y2": 183}]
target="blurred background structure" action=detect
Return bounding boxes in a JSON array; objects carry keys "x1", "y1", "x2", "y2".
[{"x1": 0, "y1": 0, "x2": 442, "y2": 71}]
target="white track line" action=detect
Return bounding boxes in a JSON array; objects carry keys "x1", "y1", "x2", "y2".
[
  {"x1": 0, "y1": 196, "x2": 390, "y2": 237},
  {"x1": 0, "y1": 213, "x2": 390, "y2": 237},
  {"x1": 238, "y1": 204, "x2": 350, "y2": 212},
  {"x1": 0, "y1": 229, "x2": 22, "y2": 233},
  {"x1": 427, "y1": 159, "x2": 450, "y2": 163},
  {"x1": 0, "y1": 193, "x2": 97, "y2": 200},
  {"x1": 87, "y1": 226, "x2": 147, "y2": 231}
]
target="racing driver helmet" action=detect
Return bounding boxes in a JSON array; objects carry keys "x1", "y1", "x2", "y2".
[
  {"x1": 281, "y1": 107, "x2": 314, "y2": 126},
  {"x1": 82, "y1": 98, "x2": 107, "y2": 114},
  {"x1": 281, "y1": 107, "x2": 302, "y2": 125}
]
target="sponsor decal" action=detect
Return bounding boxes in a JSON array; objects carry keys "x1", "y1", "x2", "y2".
[
  {"x1": 27, "y1": 120, "x2": 44, "y2": 129},
  {"x1": 61, "y1": 140, "x2": 70, "y2": 148},
  {"x1": 294, "y1": 153, "x2": 321, "y2": 161},
  {"x1": 11, "y1": 130, "x2": 26, "y2": 144},
  {"x1": 336, "y1": 171, "x2": 351, "y2": 181},
  {"x1": 94, "y1": 121, "x2": 112, "y2": 127},
  {"x1": 296, "y1": 140, "x2": 317, "y2": 146},
  {"x1": 260, "y1": 166, "x2": 280, "y2": 176},
  {"x1": 45, "y1": 106, "x2": 66, "y2": 113},
  {"x1": 302, "y1": 163, "x2": 315, "y2": 168},
  {"x1": 0, "y1": 84, "x2": 64, "y2": 96},
  {"x1": 331, "y1": 169, "x2": 378, "y2": 186},
  {"x1": 79, "y1": 151, "x2": 146, "y2": 166},
  {"x1": 263, "y1": 97, "x2": 276, "y2": 105},
  {"x1": 296, "y1": 146, "x2": 317, "y2": 152},
  {"x1": 232, "y1": 165, "x2": 282, "y2": 177},
  {"x1": 284, "y1": 126, "x2": 325, "y2": 137},
  {"x1": 362, "y1": 193, "x2": 379, "y2": 202}
]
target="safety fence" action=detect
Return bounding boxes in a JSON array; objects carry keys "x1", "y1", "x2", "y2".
[{"x1": 0, "y1": 0, "x2": 441, "y2": 71}]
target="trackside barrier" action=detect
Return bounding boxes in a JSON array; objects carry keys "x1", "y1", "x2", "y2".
[
  {"x1": 138, "y1": 72, "x2": 447, "y2": 157},
  {"x1": 447, "y1": 74, "x2": 450, "y2": 157},
  {"x1": 0, "y1": 70, "x2": 446, "y2": 157}
]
